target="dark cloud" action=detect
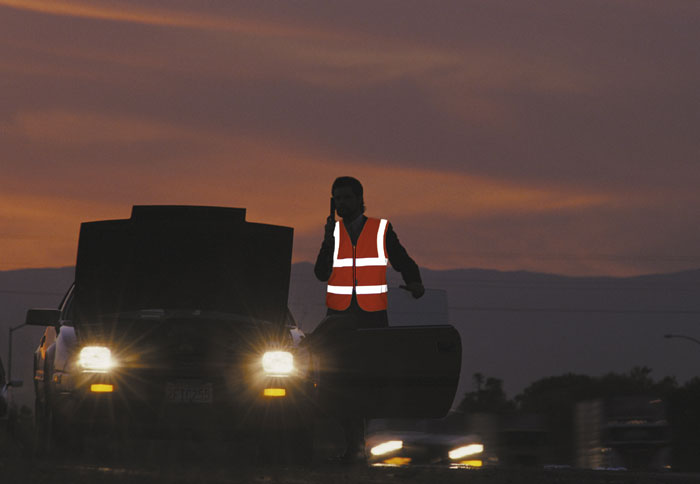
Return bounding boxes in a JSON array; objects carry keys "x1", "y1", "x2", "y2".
[
  {"x1": 0, "y1": 0, "x2": 698, "y2": 275},
  {"x1": 388, "y1": 202, "x2": 700, "y2": 276}
]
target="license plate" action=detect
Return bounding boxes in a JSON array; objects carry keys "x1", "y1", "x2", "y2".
[{"x1": 165, "y1": 381, "x2": 213, "y2": 404}]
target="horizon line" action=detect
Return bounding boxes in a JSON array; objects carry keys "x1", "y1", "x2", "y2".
[{"x1": 2, "y1": 264, "x2": 700, "y2": 280}]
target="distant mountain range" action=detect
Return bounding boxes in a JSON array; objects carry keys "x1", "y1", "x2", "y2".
[{"x1": 3, "y1": 264, "x2": 700, "y2": 408}]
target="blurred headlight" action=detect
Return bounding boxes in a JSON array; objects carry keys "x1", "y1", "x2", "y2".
[
  {"x1": 370, "y1": 440, "x2": 403, "y2": 456},
  {"x1": 78, "y1": 346, "x2": 113, "y2": 372},
  {"x1": 449, "y1": 444, "x2": 484, "y2": 460},
  {"x1": 262, "y1": 351, "x2": 294, "y2": 376}
]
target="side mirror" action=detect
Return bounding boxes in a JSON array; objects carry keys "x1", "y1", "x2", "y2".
[
  {"x1": 8, "y1": 380, "x2": 23, "y2": 388},
  {"x1": 25, "y1": 308, "x2": 60, "y2": 326}
]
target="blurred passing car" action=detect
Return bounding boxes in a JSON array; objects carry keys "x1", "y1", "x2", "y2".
[
  {"x1": 366, "y1": 417, "x2": 484, "y2": 468},
  {"x1": 26, "y1": 206, "x2": 462, "y2": 461}
]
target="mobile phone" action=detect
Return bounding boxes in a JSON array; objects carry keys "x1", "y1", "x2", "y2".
[{"x1": 330, "y1": 197, "x2": 336, "y2": 220}]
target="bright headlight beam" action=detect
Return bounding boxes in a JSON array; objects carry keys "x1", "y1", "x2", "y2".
[
  {"x1": 78, "y1": 346, "x2": 113, "y2": 372},
  {"x1": 449, "y1": 444, "x2": 484, "y2": 460},
  {"x1": 370, "y1": 440, "x2": 403, "y2": 456},
  {"x1": 262, "y1": 351, "x2": 294, "y2": 376}
]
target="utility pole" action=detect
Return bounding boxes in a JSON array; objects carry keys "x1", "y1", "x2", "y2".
[{"x1": 8, "y1": 323, "x2": 26, "y2": 383}]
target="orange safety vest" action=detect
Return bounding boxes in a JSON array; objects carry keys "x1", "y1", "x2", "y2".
[{"x1": 327, "y1": 217, "x2": 389, "y2": 312}]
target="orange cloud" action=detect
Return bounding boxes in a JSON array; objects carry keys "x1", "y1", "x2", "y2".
[
  {"x1": 0, "y1": 0, "x2": 334, "y2": 40},
  {"x1": 10, "y1": 110, "x2": 197, "y2": 144},
  {"x1": 1, "y1": 0, "x2": 600, "y2": 106},
  {"x1": 1, "y1": 106, "x2": 683, "y2": 275},
  {"x1": 0, "y1": 111, "x2": 626, "y2": 271},
  {"x1": 5, "y1": 110, "x2": 630, "y2": 219},
  {"x1": 0, "y1": 1, "x2": 458, "y2": 90},
  {"x1": 0, "y1": 193, "x2": 124, "y2": 270}
]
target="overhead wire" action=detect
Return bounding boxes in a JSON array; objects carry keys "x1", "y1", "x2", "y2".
[{"x1": 0, "y1": 289, "x2": 65, "y2": 296}]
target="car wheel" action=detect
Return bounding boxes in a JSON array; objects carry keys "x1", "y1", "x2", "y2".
[
  {"x1": 287, "y1": 425, "x2": 314, "y2": 465},
  {"x1": 257, "y1": 423, "x2": 314, "y2": 466},
  {"x1": 34, "y1": 396, "x2": 84, "y2": 458},
  {"x1": 257, "y1": 430, "x2": 283, "y2": 465},
  {"x1": 51, "y1": 408, "x2": 85, "y2": 459},
  {"x1": 33, "y1": 397, "x2": 51, "y2": 457}
]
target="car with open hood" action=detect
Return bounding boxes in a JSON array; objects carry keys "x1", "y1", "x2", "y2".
[{"x1": 27, "y1": 206, "x2": 462, "y2": 462}]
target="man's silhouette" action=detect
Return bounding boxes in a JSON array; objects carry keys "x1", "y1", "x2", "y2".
[{"x1": 313, "y1": 176, "x2": 424, "y2": 462}]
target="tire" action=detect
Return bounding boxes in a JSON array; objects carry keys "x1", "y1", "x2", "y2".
[
  {"x1": 33, "y1": 397, "x2": 51, "y2": 457},
  {"x1": 257, "y1": 423, "x2": 315, "y2": 466},
  {"x1": 287, "y1": 425, "x2": 314, "y2": 466},
  {"x1": 34, "y1": 376, "x2": 84, "y2": 458},
  {"x1": 53, "y1": 417, "x2": 85, "y2": 459}
]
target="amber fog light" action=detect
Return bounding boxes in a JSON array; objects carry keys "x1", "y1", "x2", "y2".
[
  {"x1": 263, "y1": 388, "x2": 286, "y2": 397},
  {"x1": 90, "y1": 384, "x2": 114, "y2": 393}
]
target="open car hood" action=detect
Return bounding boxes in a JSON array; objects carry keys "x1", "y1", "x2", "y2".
[{"x1": 73, "y1": 206, "x2": 293, "y2": 333}]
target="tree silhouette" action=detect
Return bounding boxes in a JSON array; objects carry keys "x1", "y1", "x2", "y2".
[
  {"x1": 456, "y1": 368, "x2": 700, "y2": 468},
  {"x1": 457, "y1": 373, "x2": 514, "y2": 414}
]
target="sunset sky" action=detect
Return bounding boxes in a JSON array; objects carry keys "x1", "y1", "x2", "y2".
[{"x1": 2, "y1": 0, "x2": 699, "y2": 276}]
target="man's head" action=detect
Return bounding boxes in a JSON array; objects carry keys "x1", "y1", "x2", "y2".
[{"x1": 332, "y1": 176, "x2": 365, "y2": 220}]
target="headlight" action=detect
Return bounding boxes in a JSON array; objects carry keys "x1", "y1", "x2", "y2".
[
  {"x1": 370, "y1": 440, "x2": 403, "y2": 456},
  {"x1": 78, "y1": 346, "x2": 113, "y2": 372},
  {"x1": 449, "y1": 444, "x2": 484, "y2": 460},
  {"x1": 262, "y1": 351, "x2": 294, "y2": 376}
]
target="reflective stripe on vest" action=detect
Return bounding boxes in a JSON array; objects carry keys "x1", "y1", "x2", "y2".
[
  {"x1": 332, "y1": 218, "x2": 388, "y2": 268},
  {"x1": 326, "y1": 217, "x2": 389, "y2": 312},
  {"x1": 327, "y1": 284, "x2": 388, "y2": 295}
]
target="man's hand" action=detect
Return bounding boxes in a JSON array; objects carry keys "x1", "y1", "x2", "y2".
[
  {"x1": 400, "y1": 282, "x2": 425, "y2": 299},
  {"x1": 324, "y1": 215, "x2": 335, "y2": 241}
]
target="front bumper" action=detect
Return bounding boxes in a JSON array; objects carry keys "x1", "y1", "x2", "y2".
[{"x1": 51, "y1": 369, "x2": 316, "y2": 438}]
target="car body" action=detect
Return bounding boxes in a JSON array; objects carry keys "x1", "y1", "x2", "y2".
[
  {"x1": 30, "y1": 289, "x2": 315, "y2": 457},
  {"x1": 27, "y1": 206, "x2": 462, "y2": 460}
]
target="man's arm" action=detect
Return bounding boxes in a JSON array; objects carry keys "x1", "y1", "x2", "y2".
[
  {"x1": 386, "y1": 223, "x2": 425, "y2": 298},
  {"x1": 314, "y1": 216, "x2": 335, "y2": 282}
]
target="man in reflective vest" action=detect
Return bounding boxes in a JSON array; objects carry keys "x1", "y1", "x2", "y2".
[
  {"x1": 313, "y1": 176, "x2": 425, "y2": 463},
  {"x1": 315, "y1": 176, "x2": 425, "y2": 324}
]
